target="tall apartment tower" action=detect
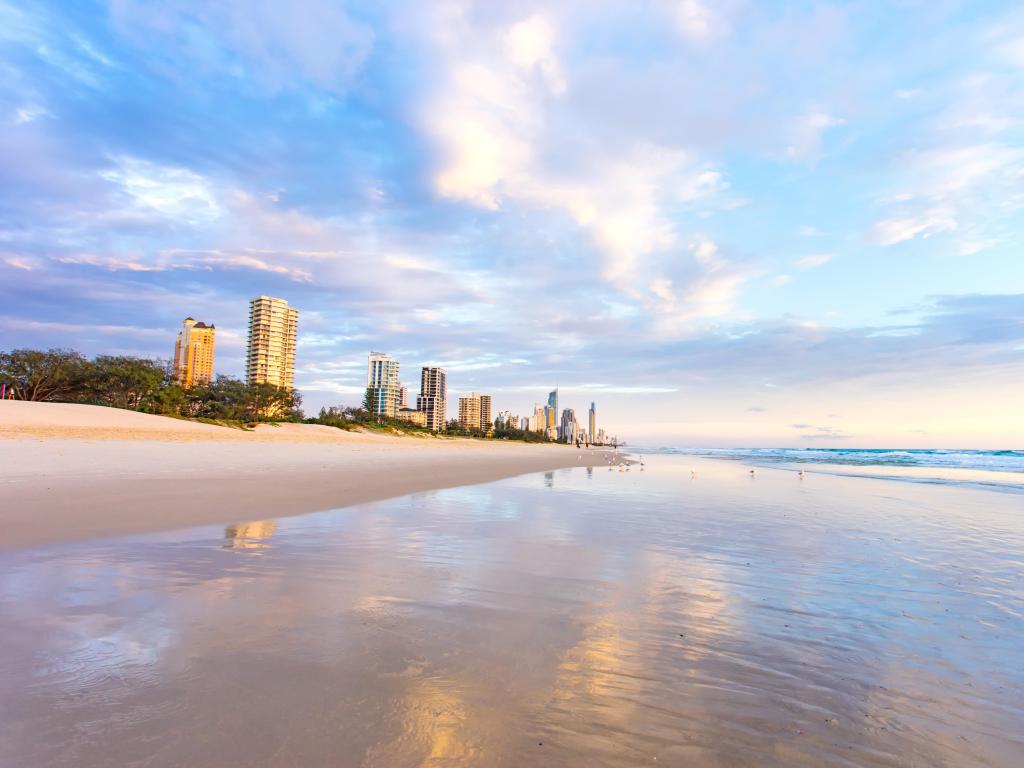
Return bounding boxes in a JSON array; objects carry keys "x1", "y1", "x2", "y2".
[
  {"x1": 545, "y1": 388, "x2": 559, "y2": 440},
  {"x1": 367, "y1": 352, "x2": 401, "y2": 418},
  {"x1": 173, "y1": 317, "x2": 215, "y2": 388},
  {"x1": 458, "y1": 392, "x2": 492, "y2": 431},
  {"x1": 417, "y1": 366, "x2": 448, "y2": 431},
  {"x1": 246, "y1": 296, "x2": 299, "y2": 388},
  {"x1": 560, "y1": 408, "x2": 578, "y2": 443},
  {"x1": 588, "y1": 402, "x2": 597, "y2": 443},
  {"x1": 458, "y1": 393, "x2": 481, "y2": 431},
  {"x1": 480, "y1": 394, "x2": 492, "y2": 430}
]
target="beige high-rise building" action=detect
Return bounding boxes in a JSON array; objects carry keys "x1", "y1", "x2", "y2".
[
  {"x1": 246, "y1": 296, "x2": 299, "y2": 388},
  {"x1": 417, "y1": 367, "x2": 447, "y2": 431},
  {"x1": 458, "y1": 392, "x2": 492, "y2": 431},
  {"x1": 480, "y1": 394, "x2": 492, "y2": 430},
  {"x1": 173, "y1": 317, "x2": 215, "y2": 388}
]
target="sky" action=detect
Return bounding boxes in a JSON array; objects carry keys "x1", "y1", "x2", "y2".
[{"x1": 1, "y1": 0, "x2": 1022, "y2": 448}]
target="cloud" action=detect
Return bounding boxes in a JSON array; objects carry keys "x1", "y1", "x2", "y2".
[
  {"x1": 872, "y1": 209, "x2": 957, "y2": 246},
  {"x1": 671, "y1": 0, "x2": 718, "y2": 41},
  {"x1": 785, "y1": 112, "x2": 845, "y2": 163},
  {"x1": 1, "y1": 256, "x2": 34, "y2": 271},
  {"x1": 99, "y1": 156, "x2": 222, "y2": 226},
  {"x1": 109, "y1": 0, "x2": 374, "y2": 92},
  {"x1": 794, "y1": 253, "x2": 832, "y2": 269}
]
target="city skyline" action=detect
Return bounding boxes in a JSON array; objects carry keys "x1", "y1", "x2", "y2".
[{"x1": 1, "y1": 2, "x2": 1022, "y2": 447}]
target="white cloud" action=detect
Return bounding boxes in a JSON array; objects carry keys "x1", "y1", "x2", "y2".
[
  {"x1": 872, "y1": 209, "x2": 957, "y2": 246},
  {"x1": 505, "y1": 14, "x2": 565, "y2": 93},
  {"x1": 794, "y1": 253, "x2": 832, "y2": 269},
  {"x1": 1, "y1": 256, "x2": 35, "y2": 271},
  {"x1": 423, "y1": 10, "x2": 731, "y2": 300},
  {"x1": 785, "y1": 112, "x2": 845, "y2": 163},
  {"x1": 672, "y1": 0, "x2": 716, "y2": 41},
  {"x1": 13, "y1": 105, "x2": 51, "y2": 124},
  {"x1": 99, "y1": 156, "x2": 221, "y2": 225}
]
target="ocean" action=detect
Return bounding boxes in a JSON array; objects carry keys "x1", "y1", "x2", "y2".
[{"x1": 636, "y1": 447, "x2": 1024, "y2": 491}]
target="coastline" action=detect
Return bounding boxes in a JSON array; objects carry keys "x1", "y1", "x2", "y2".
[{"x1": 0, "y1": 401, "x2": 619, "y2": 551}]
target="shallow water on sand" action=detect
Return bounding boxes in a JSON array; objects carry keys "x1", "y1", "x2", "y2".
[{"x1": 1, "y1": 456, "x2": 1022, "y2": 767}]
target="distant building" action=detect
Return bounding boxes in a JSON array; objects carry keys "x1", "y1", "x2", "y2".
[
  {"x1": 398, "y1": 384, "x2": 409, "y2": 409},
  {"x1": 246, "y1": 296, "x2": 299, "y2": 388},
  {"x1": 173, "y1": 317, "x2": 215, "y2": 388},
  {"x1": 531, "y1": 403, "x2": 545, "y2": 433},
  {"x1": 417, "y1": 366, "x2": 448, "y2": 431},
  {"x1": 396, "y1": 407, "x2": 427, "y2": 427},
  {"x1": 560, "y1": 408, "x2": 578, "y2": 443},
  {"x1": 480, "y1": 394, "x2": 492, "y2": 431},
  {"x1": 545, "y1": 388, "x2": 559, "y2": 440},
  {"x1": 497, "y1": 410, "x2": 517, "y2": 429},
  {"x1": 588, "y1": 402, "x2": 596, "y2": 443},
  {"x1": 458, "y1": 392, "x2": 492, "y2": 431},
  {"x1": 367, "y1": 352, "x2": 401, "y2": 418}
]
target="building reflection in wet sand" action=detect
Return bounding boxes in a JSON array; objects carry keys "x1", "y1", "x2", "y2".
[{"x1": 223, "y1": 519, "x2": 278, "y2": 551}]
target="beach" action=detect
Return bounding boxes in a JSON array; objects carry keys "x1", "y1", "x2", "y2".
[
  {"x1": 1, "y1": 451, "x2": 1021, "y2": 766},
  {"x1": 0, "y1": 401, "x2": 611, "y2": 550}
]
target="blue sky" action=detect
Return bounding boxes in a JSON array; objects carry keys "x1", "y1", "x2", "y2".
[{"x1": 1, "y1": 0, "x2": 1022, "y2": 446}]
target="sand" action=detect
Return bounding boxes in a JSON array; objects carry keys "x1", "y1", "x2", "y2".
[
  {"x1": 1, "y1": 455, "x2": 1020, "y2": 766},
  {"x1": 0, "y1": 401, "x2": 615, "y2": 550}
]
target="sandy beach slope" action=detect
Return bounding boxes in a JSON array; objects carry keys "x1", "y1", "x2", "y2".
[{"x1": 0, "y1": 401, "x2": 613, "y2": 550}]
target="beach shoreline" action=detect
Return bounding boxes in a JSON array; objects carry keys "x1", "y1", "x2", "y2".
[{"x1": 0, "y1": 401, "x2": 621, "y2": 551}]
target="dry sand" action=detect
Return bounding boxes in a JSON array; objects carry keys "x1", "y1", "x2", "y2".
[{"x1": 0, "y1": 401, "x2": 615, "y2": 550}]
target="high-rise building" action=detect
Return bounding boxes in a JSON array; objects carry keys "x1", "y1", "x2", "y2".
[
  {"x1": 546, "y1": 388, "x2": 559, "y2": 440},
  {"x1": 458, "y1": 393, "x2": 481, "y2": 430},
  {"x1": 398, "y1": 384, "x2": 409, "y2": 409},
  {"x1": 458, "y1": 392, "x2": 492, "y2": 431},
  {"x1": 589, "y1": 402, "x2": 596, "y2": 444},
  {"x1": 531, "y1": 403, "x2": 545, "y2": 433},
  {"x1": 246, "y1": 296, "x2": 299, "y2": 388},
  {"x1": 367, "y1": 352, "x2": 400, "y2": 417},
  {"x1": 480, "y1": 394, "x2": 492, "y2": 430},
  {"x1": 417, "y1": 366, "x2": 447, "y2": 431},
  {"x1": 560, "y1": 408, "x2": 578, "y2": 443},
  {"x1": 173, "y1": 317, "x2": 215, "y2": 388}
]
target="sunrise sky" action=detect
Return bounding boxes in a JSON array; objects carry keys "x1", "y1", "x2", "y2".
[{"x1": 1, "y1": 1, "x2": 1022, "y2": 446}]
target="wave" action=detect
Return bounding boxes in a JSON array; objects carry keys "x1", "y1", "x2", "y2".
[{"x1": 638, "y1": 447, "x2": 1024, "y2": 473}]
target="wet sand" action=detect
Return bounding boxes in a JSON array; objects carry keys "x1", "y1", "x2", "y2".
[
  {"x1": 0, "y1": 401, "x2": 610, "y2": 550},
  {"x1": 1, "y1": 456, "x2": 1020, "y2": 767}
]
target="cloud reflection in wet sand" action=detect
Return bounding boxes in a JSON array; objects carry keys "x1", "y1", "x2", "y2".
[{"x1": 0, "y1": 457, "x2": 1022, "y2": 767}]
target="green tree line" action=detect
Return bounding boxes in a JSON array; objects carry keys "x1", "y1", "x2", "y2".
[{"x1": 0, "y1": 348, "x2": 302, "y2": 423}]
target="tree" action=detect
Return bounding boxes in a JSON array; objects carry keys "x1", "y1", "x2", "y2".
[
  {"x1": 0, "y1": 348, "x2": 88, "y2": 401},
  {"x1": 246, "y1": 382, "x2": 302, "y2": 422},
  {"x1": 86, "y1": 355, "x2": 167, "y2": 411}
]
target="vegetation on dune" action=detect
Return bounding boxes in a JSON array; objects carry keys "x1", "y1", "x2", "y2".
[
  {"x1": 0, "y1": 347, "x2": 302, "y2": 424},
  {"x1": 308, "y1": 405, "x2": 434, "y2": 436}
]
